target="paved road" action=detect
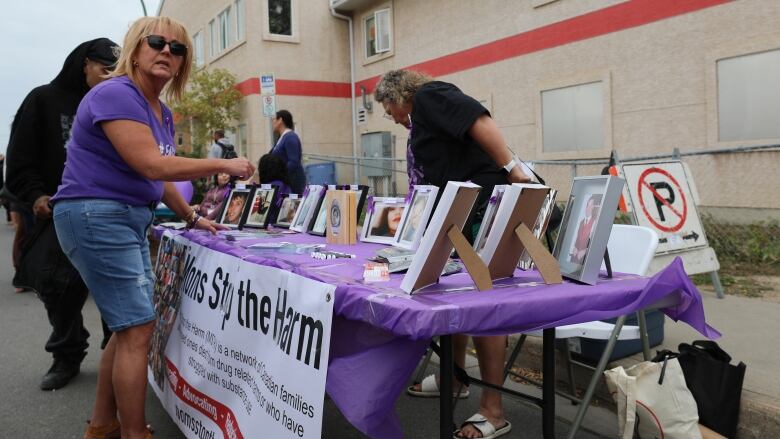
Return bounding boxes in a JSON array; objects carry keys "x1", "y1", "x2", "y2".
[{"x1": 0, "y1": 223, "x2": 611, "y2": 438}]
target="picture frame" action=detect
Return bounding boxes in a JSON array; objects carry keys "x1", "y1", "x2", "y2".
[
  {"x1": 308, "y1": 194, "x2": 329, "y2": 236},
  {"x1": 242, "y1": 184, "x2": 278, "y2": 229},
  {"x1": 289, "y1": 185, "x2": 326, "y2": 233},
  {"x1": 552, "y1": 175, "x2": 625, "y2": 285},
  {"x1": 400, "y1": 181, "x2": 481, "y2": 293},
  {"x1": 337, "y1": 184, "x2": 369, "y2": 220},
  {"x1": 360, "y1": 196, "x2": 406, "y2": 244},
  {"x1": 518, "y1": 189, "x2": 558, "y2": 270},
  {"x1": 472, "y1": 185, "x2": 509, "y2": 254},
  {"x1": 393, "y1": 185, "x2": 439, "y2": 250},
  {"x1": 273, "y1": 194, "x2": 301, "y2": 229},
  {"x1": 478, "y1": 183, "x2": 551, "y2": 280},
  {"x1": 216, "y1": 185, "x2": 252, "y2": 228}
]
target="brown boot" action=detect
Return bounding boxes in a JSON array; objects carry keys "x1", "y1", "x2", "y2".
[{"x1": 84, "y1": 419, "x2": 120, "y2": 439}]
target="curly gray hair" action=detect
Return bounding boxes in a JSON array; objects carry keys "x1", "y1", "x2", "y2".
[{"x1": 373, "y1": 69, "x2": 434, "y2": 105}]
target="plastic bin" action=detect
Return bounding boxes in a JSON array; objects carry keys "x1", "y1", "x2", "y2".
[
  {"x1": 570, "y1": 309, "x2": 665, "y2": 364},
  {"x1": 305, "y1": 162, "x2": 337, "y2": 185}
]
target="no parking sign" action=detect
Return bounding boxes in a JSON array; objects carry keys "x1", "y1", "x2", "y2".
[{"x1": 622, "y1": 161, "x2": 707, "y2": 254}]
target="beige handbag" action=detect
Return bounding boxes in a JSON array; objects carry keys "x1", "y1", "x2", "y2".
[{"x1": 605, "y1": 358, "x2": 701, "y2": 439}]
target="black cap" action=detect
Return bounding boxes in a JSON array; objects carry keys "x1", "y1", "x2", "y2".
[{"x1": 86, "y1": 38, "x2": 121, "y2": 66}]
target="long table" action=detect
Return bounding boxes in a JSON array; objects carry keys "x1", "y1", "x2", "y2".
[{"x1": 152, "y1": 227, "x2": 719, "y2": 439}]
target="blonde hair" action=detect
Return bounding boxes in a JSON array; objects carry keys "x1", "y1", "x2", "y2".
[
  {"x1": 110, "y1": 16, "x2": 193, "y2": 102},
  {"x1": 374, "y1": 69, "x2": 434, "y2": 105}
]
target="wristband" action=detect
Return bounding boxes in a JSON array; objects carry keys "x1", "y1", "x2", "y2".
[
  {"x1": 502, "y1": 158, "x2": 517, "y2": 174},
  {"x1": 184, "y1": 210, "x2": 199, "y2": 228}
]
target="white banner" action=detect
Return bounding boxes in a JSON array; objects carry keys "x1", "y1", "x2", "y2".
[{"x1": 149, "y1": 232, "x2": 334, "y2": 439}]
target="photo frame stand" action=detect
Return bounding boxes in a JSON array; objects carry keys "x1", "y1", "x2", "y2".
[
  {"x1": 446, "y1": 224, "x2": 493, "y2": 291},
  {"x1": 514, "y1": 223, "x2": 563, "y2": 285},
  {"x1": 602, "y1": 248, "x2": 613, "y2": 279}
]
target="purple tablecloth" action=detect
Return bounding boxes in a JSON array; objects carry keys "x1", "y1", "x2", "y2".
[{"x1": 153, "y1": 226, "x2": 719, "y2": 438}]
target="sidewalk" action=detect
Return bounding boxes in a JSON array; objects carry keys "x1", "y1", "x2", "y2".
[{"x1": 511, "y1": 285, "x2": 780, "y2": 438}]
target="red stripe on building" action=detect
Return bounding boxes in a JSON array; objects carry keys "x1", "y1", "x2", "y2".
[
  {"x1": 236, "y1": 0, "x2": 731, "y2": 98},
  {"x1": 235, "y1": 77, "x2": 351, "y2": 98}
]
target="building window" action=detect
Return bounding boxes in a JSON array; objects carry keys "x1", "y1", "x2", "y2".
[
  {"x1": 365, "y1": 8, "x2": 392, "y2": 59},
  {"x1": 209, "y1": 19, "x2": 217, "y2": 57},
  {"x1": 235, "y1": 0, "x2": 245, "y2": 41},
  {"x1": 219, "y1": 6, "x2": 232, "y2": 52},
  {"x1": 541, "y1": 81, "x2": 604, "y2": 153},
  {"x1": 192, "y1": 31, "x2": 204, "y2": 66},
  {"x1": 269, "y1": 0, "x2": 291, "y2": 36},
  {"x1": 717, "y1": 49, "x2": 780, "y2": 142},
  {"x1": 262, "y1": 0, "x2": 298, "y2": 43}
]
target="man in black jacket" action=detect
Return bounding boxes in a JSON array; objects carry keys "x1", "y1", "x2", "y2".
[{"x1": 6, "y1": 38, "x2": 120, "y2": 390}]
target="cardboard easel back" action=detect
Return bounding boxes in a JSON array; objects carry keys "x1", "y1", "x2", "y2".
[
  {"x1": 514, "y1": 223, "x2": 562, "y2": 284},
  {"x1": 487, "y1": 188, "x2": 549, "y2": 279},
  {"x1": 326, "y1": 190, "x2": 356, "y2": 245},
  {"x1": 447, "y1": 225, "x2": 493, "y2": 291},
  {"x1": 405, "y1": 186, "x2": 480, "y2": 293}
]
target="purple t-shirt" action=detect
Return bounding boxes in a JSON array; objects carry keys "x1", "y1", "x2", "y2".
[{"x1": 53, "y1": 76, "x2": 177, "y2": 206}]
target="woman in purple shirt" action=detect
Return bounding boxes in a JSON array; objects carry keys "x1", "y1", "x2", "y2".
[{"x1": 52, "y1": 17, "x2": 253, "y2": 439}]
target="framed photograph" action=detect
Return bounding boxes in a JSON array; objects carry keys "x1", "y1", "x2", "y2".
[
  {"x1": 338, "y1": 184, "x2": 369, "y2": 219},
  {"x1": 473, "y1": 185, "x2": 509, "y2": 254},
  {"x1": 217, "y1": 186, "x2": 252, "y2": 228},
  {"x1": 360, "y1": 197, "x2": 406, "y2": 244},
  {"x1": 243, "y1": 185, "x2": 278, "y2": 229},
  {"x1": 273, "y1": 195, "x2": 301, "y2": 228},
  {"x1": 308, "y1": 194, "x2": 329, "y2": 236},
  {"x1": 478, "y1": 183, "x2": 551, "y2": 280},
  {"x1": 400, "y1": 181, "x2": 481, "y2": 294},
  {"x1": 552, "y1": 175, "x2": 625, "y2": 285},
  {"x1": 290, "y1": 185, "x2": 326, "y2": 233},
  {"x1": 518, "y1": 189, "x2": 558, "y2": 270},
  {"x1": 394, "y1": 185, "x2": 439, "y2": 250}
]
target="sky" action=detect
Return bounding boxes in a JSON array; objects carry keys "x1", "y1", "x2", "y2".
[{"x1": 0, "y1": 0, "x2": 162, "y2": 154}]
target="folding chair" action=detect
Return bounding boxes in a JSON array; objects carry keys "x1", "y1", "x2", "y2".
[{"x1": 503, "y1": 224, "x2": 659, "y2": 438}]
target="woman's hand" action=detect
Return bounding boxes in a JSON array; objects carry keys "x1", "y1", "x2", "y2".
[
  {"x1": 507, "y1": 166, "x2": 532, "y2": 184},
  {"x1": 193, "y1": 217, "x2": 227, "y2": 235},
  {"x1": 224, "y1": 158, "x2": 256, "y2": 180}
]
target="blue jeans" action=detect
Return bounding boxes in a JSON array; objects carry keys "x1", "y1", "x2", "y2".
[{"x1": 53, "y1": 199, "x2": 155, "y2": 331}]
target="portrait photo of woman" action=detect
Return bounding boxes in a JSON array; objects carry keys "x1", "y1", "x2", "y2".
[{"x1": 371, "y1": 205, "x2": 404, "y2": 238}]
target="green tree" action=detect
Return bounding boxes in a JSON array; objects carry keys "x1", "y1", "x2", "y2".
[{"x1": 172, "y1": 68, "x2": 243, "y2": 157}]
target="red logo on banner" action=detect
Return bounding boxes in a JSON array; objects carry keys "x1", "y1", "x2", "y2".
[
  {"x1": 166, "y1": 357, "x2": 245, "y2": 439},
  {"x1": 637, "y1": 167, "x2": 688, "y2": 233}
]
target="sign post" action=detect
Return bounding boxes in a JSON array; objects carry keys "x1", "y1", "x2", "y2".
[
  {"x1": 260, "y1": 73, "x2": 276, "y2": 149},
  {"x1": 621, "y1": 160, "x2": 724, "y2": 298}
]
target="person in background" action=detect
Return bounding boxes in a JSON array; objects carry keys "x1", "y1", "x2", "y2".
[
  {"x1": 192, "y1": 172, "x2": 231, "y2": 220},
  {"x1": 375, "y1": 69, "x2": 531, "y2": 439},
  {"x1": 51, "y1": 17, "x2": 253, "y2": 439},
  {"x1": 207, "y1": 129, "x2": 226, "y2": 158},
  {"x1": 270, "y1": 110, "x2": 306, "y2": 194},
  {"x1": 6, "y1": 38, "x2": 120, "y2": 391},
  {"x1": 257, "y1": 153, "x2": 292, "y2": 197}
]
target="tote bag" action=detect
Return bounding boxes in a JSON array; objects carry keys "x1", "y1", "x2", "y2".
[{"x1": 605, "y1": 358, "x2": 702, "y2": 439}]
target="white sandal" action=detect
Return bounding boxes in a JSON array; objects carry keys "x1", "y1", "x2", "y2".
[
  {"x1": 453, "y1": 413, "x2": 511, "y2": 439},
  {"x1": 406, "y1": 374, "x2": 470, "y2": 398}
]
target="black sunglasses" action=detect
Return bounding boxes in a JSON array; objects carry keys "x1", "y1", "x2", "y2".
[{"x1": 145, "y1": 35, "x2": 187, "y2": 57}]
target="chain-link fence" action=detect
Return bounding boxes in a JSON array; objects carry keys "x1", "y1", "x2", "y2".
[{"x1": 304, "y1": 144, "x2": 780, "y2": 295}]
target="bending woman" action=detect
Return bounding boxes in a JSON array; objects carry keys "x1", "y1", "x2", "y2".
[{"x1": 51, "y1": 16, "x2": 253, "y2": 439}]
